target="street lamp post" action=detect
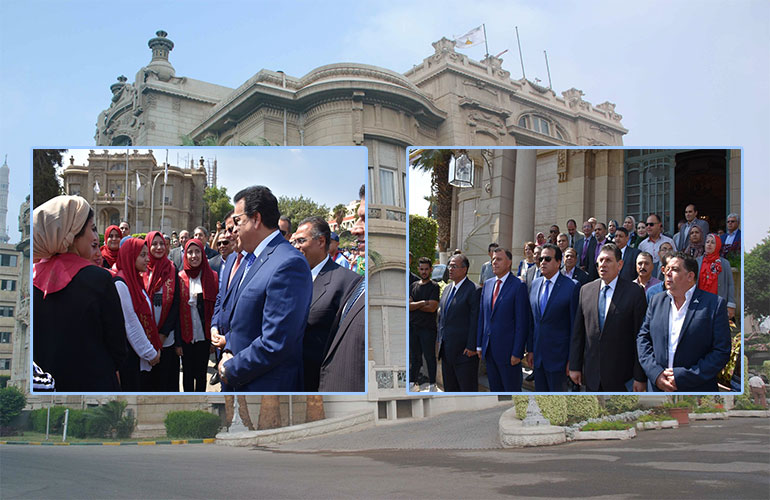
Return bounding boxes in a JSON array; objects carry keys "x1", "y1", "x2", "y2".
[{"x1": 148, "y1": 171, "x2": 163, "y2": 231}]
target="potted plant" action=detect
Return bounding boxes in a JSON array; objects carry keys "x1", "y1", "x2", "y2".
[{"x1": 663, "y1": 397, "x2": 693, "y2": 425}]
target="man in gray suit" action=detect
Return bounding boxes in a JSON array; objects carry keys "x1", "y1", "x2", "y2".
[
  {"x1": 319, "y1": 185, "x2": 367, "y2": 392},
  {"x1": 294, "y1": 216, "x2": 361, "y2": 391},
  {"x1": 676, "y1": 203, "x2": 710, "y2": 251},
  {"x1": 169, "y1": 229, "x2": 190, "y2": 269}
]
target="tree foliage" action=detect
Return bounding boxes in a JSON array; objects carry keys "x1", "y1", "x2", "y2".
[
  {"x1": 277, "y1": 195, "x2": 330, "y2": 231},
  {"x1": 332, "y1": 203, "x2": 348, "y2": 229},
  {"x1": 0, "y1": 386, "x2": 27, "y2": 427},
  {"x1": 745, "y1": 231, "x2": 770, "y2": 321},
  {"x1": 203, "y1": 186, "x2": 233, "y2": 231},
  {"x1": 409, "y1": 214, "x2": 438, "y2": 273},
  {"x1": 411, "y1": 149, "x2": 453, "y2": 252},
  {"x1": 33, "y1": 149, "x2": 66, "y2": 208}
]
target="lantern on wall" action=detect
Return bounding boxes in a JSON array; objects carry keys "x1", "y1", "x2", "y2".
[{"x1": 448, "y1": 153, "x2": 473, "y2": 188}]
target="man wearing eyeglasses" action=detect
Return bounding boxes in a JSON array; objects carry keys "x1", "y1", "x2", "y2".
[
  {"x1": 526, "y1": 243, "x2": 579, "y2": 392},
  {"x1": 208, "y1": 213, "x2": 235, "y2": 286},
  {"x1": 215, "y1": 185, "x2": 312, "y2": 392},
  {"x1": 638, "y1": 213, "x2": 677, "y2": 265}
]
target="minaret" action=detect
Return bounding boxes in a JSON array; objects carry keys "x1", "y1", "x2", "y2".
[{"x1": 0, "y1": 156, "x2": 9, "y2": 243}]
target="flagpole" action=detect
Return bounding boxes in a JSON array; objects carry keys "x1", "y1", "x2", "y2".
[
  {"x1": 516, "y1": 26, "x2": 526, "y2": 80},
  {"x1": 135, "y1": 172, "x2": 139, "y2": 232},
  {"x1": 544, "y1": 50, "x2": 553, "y2": 89},
  {"x1": 482, "y1": 23, "x2": 489, "y2": 59},
  {"x1": 161, "y1": 149, "x2": 168, "y2": 234},
  {"x1": 124, "y1": 148, "x2": 129, "y2": 224}
]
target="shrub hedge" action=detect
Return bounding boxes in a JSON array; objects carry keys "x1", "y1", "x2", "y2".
[
  {"x1": 605, "y1": 395, "x2": 640, "y2": 414},
  {"x1": 565, "y1": 395, "x2": 601, "y2": 423},
  {"x1": 164, "y1": 410, "x2": 221, "y2": 439},
  {"x1": 513, "y1": 395, "x2": 568, "y2": 426},
  {"x1": 29, "y1": 406, "x2": 68, "y2": 433},
  {"x1": 0, "y1": 386, "x2": 27, "y2": 426},
  {"x1": 409, "y1": 214, "x2": 438, "y2": 274}
]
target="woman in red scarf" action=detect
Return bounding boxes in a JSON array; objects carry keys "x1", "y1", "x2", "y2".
[
  {"x1": 100, "y1": 224, "x2": 121, "y2": 269},
  {"x1": 697, "y1": 233, "x2": 736, "y2": 321},
  {"x1": 114, "y1": 237, "x2": 162, "y2": 391},
  {"x1": 178, "y1": 238, "x2": 218, "y2": 391},
  {"x1": 33, "y1": 196, "x2": 126, "y2": 391},
  {"x1": 143, "y1": 230, "x2": 181, "y2": 392}
]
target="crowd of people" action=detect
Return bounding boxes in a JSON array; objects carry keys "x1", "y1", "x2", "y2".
[
  {"x1": 32, "y1": 184, "x2": 367, "y2": 393},
  {"x1": 410, "y1": 204, "x2": 740, "y2": 393}
]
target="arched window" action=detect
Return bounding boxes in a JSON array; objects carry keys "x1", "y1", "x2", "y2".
[{"x1": 517, "y1": 114, "x2": 565, "y2": 141}]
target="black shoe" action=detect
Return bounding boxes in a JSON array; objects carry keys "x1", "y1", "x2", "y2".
[
  {"x1": 209, "y1": 372, "x2": 220, "y2": 386},
  {"x1": 525, "y1": 373, "x2": 535, "y2": 382}
]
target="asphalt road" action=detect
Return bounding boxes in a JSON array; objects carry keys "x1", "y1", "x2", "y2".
[{"x1": 2, "y1": 417, "x2": 768, "y2": 499}]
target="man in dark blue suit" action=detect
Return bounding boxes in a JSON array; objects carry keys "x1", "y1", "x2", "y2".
[
  {"x1": 721, "y1": 213, "x2": 741, "y2": 257},
  {"x1": 293, "y1": 216, "x2": 360, "y2": 391},
  {"x1": 637, "y1": 252, "x2": 731, "y2": 392},
  {"x1": 217, "y1": 185, "x2": 312, "y2": 392},
  {"x1": 477, "y1": 247, "x2": 530, "y2": 392},
  {"x1": 437, "y1": 254, "x2": 480, "y2": 392},
  {"x1": 526, "y1": 244, "x2": 579, "y2": 392}
]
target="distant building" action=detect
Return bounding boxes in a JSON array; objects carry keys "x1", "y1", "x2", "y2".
[
  {"x1": 0, "y1": 157, "x2": 10, "y2": 243},
  {"x1": 61, "y1": 150, "x2": 208, "y2": 234},
  {"x1": 8, "y1": 196, "x2": 28, "y2": 389}
]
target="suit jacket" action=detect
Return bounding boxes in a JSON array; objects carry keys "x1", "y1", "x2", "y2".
[
  {"x1": 571, "y1": 233, "x2": 584, "y2": 251},
  {"x1": 318, "y1": 278, "x2": 366, "y2": 392},
  {"x1": 223, "y1": 234, "x2": 312, "y2": 392},
  {"x1": 720, "y1": 229, "x2": 741, "y2": 249},
  {"x1": 169, "y1": 246, "x2": 183, "y2": 270},
  {"x1": 618, "y1": 246, "x2": 640, "y2": 282},
  {"x1": 563, "y1": 266, "x2": 590, "y2": 287},
  {"x1": 303, "y1": 258, "x2": 361, "y2": 391},
  {"x1": 677, "y1": 219, "x2": 710, "y2": 251},
  {"x1": 438, "y1": 279, "x2": 480, "y2": 366},
  {"x1": 212, "y1": 251, "x2": 239, "y2": 335},
  {"x1": 637, "y1": 288, "x2": 730, "y2": 392},
  {"x1": 525, "y1": 265, "x2": 541, "y2": 292},
  {"x1": 569, "y1": 277, "x2": 647, "y2": 391},
  {"x1": 577, "y1": 235, "x2": 597, "y2": 273},
  {"x1": 528, "y1": 274, "x2": 579, "y2": 372},
  {"x1": 477, "y1": 273, "x2": 530, "y2": 366}
]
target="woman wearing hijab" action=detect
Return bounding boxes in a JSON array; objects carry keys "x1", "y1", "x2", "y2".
[
  {"x1": 684, "y1": 224, "x2": 706, "y2": 259},
  {"x1": 33, "y1": 195, "x2": 126, "y2": 391},
  {"x1": 114, "y1": 238, "x2": 161, "y2": 391},
  {"x1": 178, "y1": 239, "x2": 218, "y2": 392},
  {"x1": 697, "y1": 233, "x2": 736, "y2": 321},
  {"x1": 606, "y1": 219, "x2": 619, "y2": 243},
  {"x1": 143, "y1": 230, "x2": 181, "y2": 391},
  {"x1": 100, "y1": 224, "x2": 121, "y2": 269}
]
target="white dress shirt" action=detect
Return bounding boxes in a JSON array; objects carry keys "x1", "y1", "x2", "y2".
[
  {"x1": 238, "y1": 229, "x2": 282, "y2": 289},
  {"x1": 599, "y1": 275, "x2": 619, "y2": 320},
  {"x1": 187, "y1": 275, "x2": 206, "y2": 342},
  {"x1": 311, "y1": 255, "x2": 330, "y2": 282},
  {"x1": 666, "y1": 284, "x2": 696, "y2": 368}
]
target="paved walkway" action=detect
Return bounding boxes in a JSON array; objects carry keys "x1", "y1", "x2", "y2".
[{"x1": 276, "y1": 404, "x2": 510, "y2": 451}]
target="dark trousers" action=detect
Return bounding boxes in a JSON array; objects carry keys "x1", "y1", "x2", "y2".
[
  {"x1": 141, "y1": 346, "x2": 179, "y2": 392},
  {"x1": 182, "y1": 340, "x2": 210, "y2": 392},
  {"x1": 485, "y1": 352, "x2": 522, "y2": 392},
  {"x1": 534, "y1": 365, "x2": 567, "y2": 392},
  {"x1": 440, "y1": 345, "x2": 478, "y2": 392},
  {"x1": 118, "y1": 347, "x2": 141, "y2": 392},
  {"x1": 409, "y1": 327, "x2": 437, "y2": 384}
]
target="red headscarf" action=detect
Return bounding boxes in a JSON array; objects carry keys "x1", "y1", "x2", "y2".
[
  {"x1": 699, "y1": 233, "x2": 722, "y2": 295},
  {"x1": 143, "y1": 230, "x2": 176, "y2": 329},
  {"x1": 178, "y1": 239, "x2": 218, "y2": 343},
  {"x1": 116, "y1": 238, "x2": 162, "y2": 350},
  {"x1": 33, "y1": 253, "x2": 93, "y2": 298},
  {"x1": 100, "y1": 225, "x2": 121, "y2": 267}
]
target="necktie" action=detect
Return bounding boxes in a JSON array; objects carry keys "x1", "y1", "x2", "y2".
[
  {"x1": 236, "y1": 253, "x2": 256, "y2": 291},
  {"x1": 340, "y1": 280, "x2": 365, "y2": 325},
  {"x1": 445, "y1": 285, "x2": 457, "y2": 312},
  {"x1": 227, "y1": 253, "x2": 244, "y2": 288},
  {"x1": 539, "y1": 279, "x2": 551, "y2": 316},
  {"x1": 598, "y1": 284, "x2": 609, "y2": 331},
  {"x1": 492, "y1": 279, "x2": 502, "y2": 309},
  {"x1": 582, "y1": 239, "x2": 590, "y2": 265}
]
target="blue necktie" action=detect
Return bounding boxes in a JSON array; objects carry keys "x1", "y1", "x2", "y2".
[
  {"x1": 445, "y1": 285, "x2": 457, "y2": 312},
  {"x1": 539, "y1": 279, "x2": 550, "y2": 316},
  {"x1": 341, "y1": 280, "x2": 365, "y2": 324},
  {"x1": 598, "y1": 284, "x2": 609, "y2": 331},
  {"x1": 236, "y1": 252, "x2": 256, "y2": 291}
]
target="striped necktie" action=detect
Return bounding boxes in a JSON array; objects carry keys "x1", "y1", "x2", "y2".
[{"x1": 340, "y1": 280, "x2": 365, "y2": 325}]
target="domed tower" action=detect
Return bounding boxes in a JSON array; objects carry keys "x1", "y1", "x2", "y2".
[
  {"x1": 0, "y1": 156, "x2": 9, "y2": 243},
  {"x1": 145, "y1": 30, "x2": 175, "y2": 82}
]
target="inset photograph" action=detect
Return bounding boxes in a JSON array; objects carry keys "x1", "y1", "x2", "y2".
[
  {"x1": 32, "y1": 147, "x2": 367, "y2": 394},
  {"x1": 408, "y1": 147, "x2": 741, "y2": 395}
]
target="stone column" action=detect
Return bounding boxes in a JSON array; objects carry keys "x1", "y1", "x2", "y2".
[{"x1": 511, "y1": 150, "x2": 537, "y2": 264}]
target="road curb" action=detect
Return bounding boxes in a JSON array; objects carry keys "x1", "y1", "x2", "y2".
[{"x1": 0, "y1": 438, "x2": 216, "y2": 446}]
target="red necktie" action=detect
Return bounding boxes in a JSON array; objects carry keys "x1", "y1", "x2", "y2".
[
  {"x1": 492, "y1": 279, "x2": 502, "y2": 309},
  {"x1": 227, "y1": 253, "x2": 244, "y2": 289}
]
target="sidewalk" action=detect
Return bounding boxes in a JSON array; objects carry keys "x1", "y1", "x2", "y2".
[{"x1": 275, "y1": 404, "x2": 509, "y2": 452}]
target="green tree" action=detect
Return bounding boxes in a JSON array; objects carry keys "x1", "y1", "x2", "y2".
[
  {"x1": 332, "y1": 203, "x2": 348, "y2": 229},
  {"x1": 33, "y1": 149, "x2": 66, "y2": 208},
  {"x1": 409, "y1": 214, "x2": 438, "y2": 274},
  {"x1": 0, "y1": 386, "x2": 27, "y2": 427},
  {"x1": 745, "y1": 231, "x2": 770, "y2": 323},
  {"x1": 277, "y1": 195, "x2": 330, "y2": 230},
  {"x1": 411, "y1": 149, "x2": 453, "y2": 252},
  {"x1": 203, "y1": 186, "x2": 233, "y2": 231}
]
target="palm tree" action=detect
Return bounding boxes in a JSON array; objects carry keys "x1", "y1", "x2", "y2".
[
  {"x1": 257, "y1": 395, "x2": 282, "y2": 429},
  {"x1": 411, "y1": 149, "x2": 453, "y2": 253},
  {"x1": 332, "y1": 203, "x2": 348, "y2": 231}
]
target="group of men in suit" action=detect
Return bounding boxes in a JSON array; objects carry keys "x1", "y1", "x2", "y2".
[
  {"x1": 418, "y1": 211, "x2": 730, "y2": 394},
  {"x1": 209, "y1": 184, "x2": 366, "y2": 393}
]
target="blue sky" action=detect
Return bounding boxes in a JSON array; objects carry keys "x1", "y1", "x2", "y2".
[{"x1": 1, "y1": 0, "x2": 769, "y2": 248}]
